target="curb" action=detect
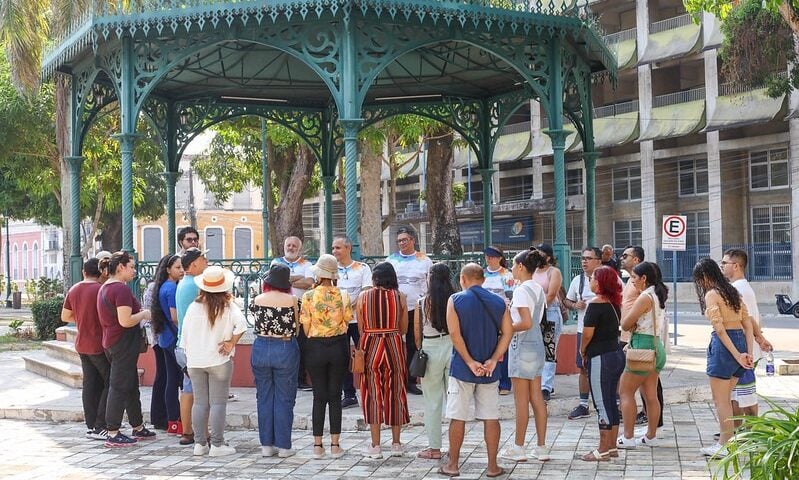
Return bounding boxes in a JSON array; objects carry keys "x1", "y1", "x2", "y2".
[{"x1": 0, "y1": 384, "x2": 713, "y2": 431}]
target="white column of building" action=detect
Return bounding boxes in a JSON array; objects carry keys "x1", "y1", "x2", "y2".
[
  {"x1": 638, "y1": 64, "x2": 657, "y2": 258},
  {"x1": 530, "y1": 100, "x2": 543, "y2": 200},
  {"x1": 704, "y1": 49, "x2": 723, "y2": 260},
  {"x1": 790, "y1": 119, "x2": 799, "y2": 299}
]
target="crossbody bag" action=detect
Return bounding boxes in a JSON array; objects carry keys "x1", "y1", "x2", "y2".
[{"x1": 624, "y1": 292, "x2": 658, "y2": 372}]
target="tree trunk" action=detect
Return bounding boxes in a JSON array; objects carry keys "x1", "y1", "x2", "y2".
[
  {"x1": 359, "y1": 139, "x2": 383, "y2": 256},
  {"x1": 55, "y1": 75, "x2": 72, "y2": 286},
  {"x1": 272, "y1": 144, "x2": 315, "y2": 257},
  {"x1": 779, "y1": 0, "x2": 799, "y2": 35},
  {"x1": 99, "y1": 212, "x2": 122, "y2": 252},
  {"x1": 425, "y1": 129, "x2": 462, "y2": 255}
]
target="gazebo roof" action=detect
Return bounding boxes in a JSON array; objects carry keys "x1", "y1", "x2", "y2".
[{"x1": 43, "y1": 0, "x2": 616, "y2": 109}]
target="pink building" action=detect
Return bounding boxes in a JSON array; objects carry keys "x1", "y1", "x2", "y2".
[{"x1": 0, "y1": 221, "x2": 63, "y2": 291}]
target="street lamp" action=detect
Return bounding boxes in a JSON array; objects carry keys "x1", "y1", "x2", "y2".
[{"x1": 2, "y1": 212, "x2": 10, "y2": 308}]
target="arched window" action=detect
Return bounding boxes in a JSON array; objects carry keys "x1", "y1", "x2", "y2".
[
  {"x1": 22, "y1": 243, "x2": 28, "y2": 279},
  {"x1": 32, "y1": 243, "x2": 39, "y2": 278},
  {"x1": 12, "y1": 244, "x2": 18, "y2": 279}
]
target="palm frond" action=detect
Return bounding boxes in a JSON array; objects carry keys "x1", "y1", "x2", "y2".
[
  {"x1": 49, "y1": 0, "x2": 92, "y2": 38},
  {"x1": 0, "y1": 0, "x2": 49, "y2": 95}
]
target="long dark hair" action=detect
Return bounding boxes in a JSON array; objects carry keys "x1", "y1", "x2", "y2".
[
  {"x1": 513, "y1": 248, "x2": 546, "y2": 274},
  {"x1": 197, "y1": 290, "x2": 233, "y2": 327},
  {"x1": 593, "y1": 265, "x2": 622, "y2": 307},
  {"x1": 150, "y1": 254, "x2": 181, "y2": 335},
  {"x1": 424, "y1": 263, "x2": 455, "y2": 333},
  {"x1": 372, "y1": 262, "x2": 399, "y2": 290},
  {"x1": 633, "y1": 261, "x2": 668, "y2": 309},
  {"x1": 692, "y1": 257, "x2": 742, "y2": 314}
]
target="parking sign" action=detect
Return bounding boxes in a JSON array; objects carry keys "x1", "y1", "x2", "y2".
[{"x1": 662, "y1": 215, "x2": 687, "y2": 251}]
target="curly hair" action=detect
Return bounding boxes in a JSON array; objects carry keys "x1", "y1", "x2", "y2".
[
  {"x1": 592, "y1": 266, "x2": 622, "y2": 307},
  {"x1": 150, "y1": 254, "x2": 181, "y2": 335},
  {"x1": 693, "y1": 257, "x2": 742, "y2": 314}
]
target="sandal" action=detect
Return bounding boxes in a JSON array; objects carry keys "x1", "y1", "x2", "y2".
[
  {"x1": 486, "y1": 467, "x2": 507, "y2": 478},
  {"x1": 608, "y1": 448, "x2": 619, "y2": 458},
  {"x1": 178, "y1": 433, "x2": 194, "y2": 445},
  {"x1": 437, "y1": 466, "x2": 460, "y2": 477},
  {"x1": 580, "y1": 449, "x2": 610, "y2": 462},
  {"x1": 417, "y1": 448, "x2": 443, "y2": 459},
  {"x1": 330, "y1": 443, "x2": 345, "y2": 459},
  {"x1": 313, "y1": 443, "x2": 325, "y2": 459}
]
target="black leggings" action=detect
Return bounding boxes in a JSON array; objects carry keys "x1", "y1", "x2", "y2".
[
  {"x1": 79, "y1": 352, "x2": 111, "y2": 430},
  {"x1": 105, "y1": 328, "x2": 144, "y2": 432},
  {"x1": 304, "y1": 335, "x2": 349, "y2": 436}
]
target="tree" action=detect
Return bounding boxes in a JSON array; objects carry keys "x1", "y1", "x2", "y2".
[
  {"x1": 686, "y1": 0, "x2": 799, "y2": 97},
  {"x1": 191, "y1": 117, "x2": 321, "y2": 257},
  {"x1": 424, "y1": 126, "x2": 463, "y2": 255}
]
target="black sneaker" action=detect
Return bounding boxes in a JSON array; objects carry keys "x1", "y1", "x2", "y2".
[
  {"x1": 132, "y1": 426, "x2": 156, "y2": 440},
  {"x1": 541, "y1": 389, "x2": 551, "y2": 402},
  {"x1": 407, "y1": 384, "x2": 423, "y2": 395},
  {"x1": 713, "y1": 432, "x2": 720, "y2": 440},
  {"x1": 342, "y1": 397, "x2": 359, "y2": 409},
  {"x1": 105, "y1": 432, "x2": 137, "y2": 448},
  {"x1": 568, "y1": 404, "x2": 590, "y2": 419},
  {"x1": 635, "y1": 411, "x2": 648, "y2": 425}
]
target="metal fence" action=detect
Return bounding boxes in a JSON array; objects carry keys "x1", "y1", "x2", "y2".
[{"x1": 656, "y1": 244, "x2": 793, "y2": 282}]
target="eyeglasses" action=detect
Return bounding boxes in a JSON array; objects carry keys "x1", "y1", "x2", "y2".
[
  {"x1": 581, "y1": 256, "x2": 599, "y2": 261},
  {"x1": 184, "y1": 237, "x2": 199, "y2": 243},
  {"x1": 620, "y1": 253, "x2": 629, "y2": 259},
  {"x1": 396, "y1": 237, "x2": 412, "y2": 244},
  {"x1": 719, "y1": 260, "x2": 737, "y2": 266}
]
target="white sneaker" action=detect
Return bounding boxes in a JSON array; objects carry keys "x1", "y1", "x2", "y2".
[
  {"x1": 617, "y1": 435, "x2": 636, "y2": 450},
  {"x1": 532, "y1": 445, "x2": 550, "y2": 462},
  {"x1": 364, "y1": 445, "x2": 383, "y2": 459},
  {"x1": 261, "y1": 446, "x2": 277, "y2": 457},
  {"x1": 701, "y1": 442, "x2": 727, "y2": 457},
  {"x1": 278, "y1": 448, "x2": 296, "y2": 458},
  {"x1": 209, "y1": 444, "x2": 236, "y2": 457},
  {"x1": 637, "y1": 434, "x2": 659, "y2": 447},
  {"x1": 390, "y1": 443, "x2": 404, "y2": 457},
  {"x1": 193, "y1": 443, "x2": 209, "y2": 456},
  {"x1": 500, "y1": 444, "x2": 528, "y2": 462}
]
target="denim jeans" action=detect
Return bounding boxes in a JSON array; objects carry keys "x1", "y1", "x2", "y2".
[
  {"x1": 251, "y1": 336, "x2": 300, "y2": 449},
  {"x1": 151, "y1": 345, "x2": 182, "y2": 425},
  {"x1": 541, "y1": 304, "x2": 562, "y2": 393}
]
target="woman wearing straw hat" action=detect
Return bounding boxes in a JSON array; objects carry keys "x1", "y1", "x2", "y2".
[
  {"x1": 250, "y1": 264, "x2": 300, "y2": 458},
  {"x1": 300, "y1": 254, "x2": 353, "y2": 459},
  {"x1": 179, "y1": 265, "x2": 247, "y2": 457}
]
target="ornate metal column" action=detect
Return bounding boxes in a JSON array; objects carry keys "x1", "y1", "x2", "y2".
[
  {"x1": 260, "y1": 118, "x2": 270, "y2": 258},
  {"x1": 340, "y1": 16, "x2": 363, "y2": 258},
  {"x1": 322, "y1": 175, "x2": 335, "y2": 253},
  {"x1": 112, "y1": 35, "x2": 139, "y2": 255},
  {"x1": 479, "y1": 168, "x2": 495, "y2": 247},
  {"x1": 66, "y1": 156, "x2": 84, "y2": 284},
  {"x1": 162, "y1": 171, "x2": 179, "y2": 254},
  {"x1": 545, "y1": 37, "x2": 571, "y2": 276}
]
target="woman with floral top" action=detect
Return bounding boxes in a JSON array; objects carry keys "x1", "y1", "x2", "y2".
[
  {"x1": 250, "y1": 264, "x2": 300, "y2": 458},
  {"x1": 300, "y1": 254, "x2": 353, "y2": 460}
]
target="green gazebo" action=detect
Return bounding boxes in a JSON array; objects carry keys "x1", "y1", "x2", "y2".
[{"x1": 42, "y1": 0, "x2": 616, "y2": 283}]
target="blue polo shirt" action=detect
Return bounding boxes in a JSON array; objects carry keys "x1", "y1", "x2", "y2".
[{"x1": 450, "y1": 285, "x2": 506, "y2": 384}]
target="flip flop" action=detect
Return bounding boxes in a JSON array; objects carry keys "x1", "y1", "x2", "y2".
[
  {"x1": 437, "y1": 466, "x2": 459, "y2": 477},
  {"x1": 417, "y1": 448, "x2": 442, "y2": 459},
  {"x1": 486, "y1": 467, "x2": 507, "y2": 478}
]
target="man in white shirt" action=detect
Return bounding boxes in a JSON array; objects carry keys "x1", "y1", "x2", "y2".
[
  {"x1": 332, "y1": 235, "x2": 372, "y2": 408},
  {"x1": 386, "y1": 226, "x2": 433, "y2": 395},
  {"x1": 271, "y1": 236, "x2": 315, "y2": 390},
  {"x1": 720, "y1": 248, "x2": 773, "y2": 421},
  {"x1": 562, "y1": 247, "x2": 602, "y2": 420}
]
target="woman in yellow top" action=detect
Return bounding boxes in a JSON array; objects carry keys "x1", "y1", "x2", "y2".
[{"x1": 300, "y1": 254, "x2": 352, "y2": 460}]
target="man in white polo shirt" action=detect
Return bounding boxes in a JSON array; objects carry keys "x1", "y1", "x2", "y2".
[
  {"x1": 386, "y1": 226, "x2": 432, "y2": 395},
  {"x1": 332, "y1": 235, "x2": 372, "y2": 408}
]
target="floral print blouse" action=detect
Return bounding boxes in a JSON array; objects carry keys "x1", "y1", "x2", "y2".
[
  {"x1": 300, "y1": 286, "x2": 352, "y2": 338},
  {"x1": 250, "y1": 304, "x2": 297, "y2": 337}
]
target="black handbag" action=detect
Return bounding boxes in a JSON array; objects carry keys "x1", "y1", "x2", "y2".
[{"x1": 409, "y1": 349, "x2": 428, "y2": 378}]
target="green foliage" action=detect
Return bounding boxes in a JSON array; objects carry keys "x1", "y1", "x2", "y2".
[
  {"x1": 8, "y1": 319, "x2": 23, "y2": 334},
  {"x1": 452, "y1": 182, "x2": 466, "y2": 204},
  {"x1": 714, "y1": 398, "x2": 799, "y2": 480},
  {"x1": 717, "y1": 0, "x2": 799, "y2": 98},
  {"x1": 25, "y1": 276, "x2": 64, "y2": 302},
  {"x1": 31, "y1": 295, "x2": 65, "y2": 340},
  {"x1": 684, "y1": 0, "x2": 797, "y2": 20}
]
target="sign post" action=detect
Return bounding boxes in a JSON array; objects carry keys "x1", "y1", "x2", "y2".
[{"x1": 662, "y1": 215, "x2": 687, "y2": 346}]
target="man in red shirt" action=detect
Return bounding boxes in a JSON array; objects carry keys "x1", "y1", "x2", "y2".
[{"x1": 61, "y1": 258, "x2": 109, "y2": 440}]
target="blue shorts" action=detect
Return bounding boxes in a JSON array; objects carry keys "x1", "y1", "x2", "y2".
[
  {"x1": 576, "y1": 332, "x2": 583, "y2": 369},
  {"x1": 175, "y1": 347, "x2": 193, "y2": 394},
  {"x1": 707, "y1": 330, "x2": 747, "y2": 380}
]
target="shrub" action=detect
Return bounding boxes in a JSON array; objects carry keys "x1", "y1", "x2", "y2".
[{"x1": 31, "y1": 296, "x2": 66, "y2": 340}]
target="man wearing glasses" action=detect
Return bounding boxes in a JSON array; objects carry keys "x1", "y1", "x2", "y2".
[
  {"x1": 177, "y1": 227, "x2": 200, "y2": 255},
  {"x1": 332, "y1": 235, "x2": 373, "y2": 408},
  {"x1": 562, "y1": 247, "x2": 604, "y2": 419},
  {"x1": 386, "y1": 226, "x2": 433, "y2": 395}
]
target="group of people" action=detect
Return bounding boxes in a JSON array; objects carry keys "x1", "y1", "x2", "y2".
[{"x1": 61, "y1": 225, "x2": 772, "y2": 471}]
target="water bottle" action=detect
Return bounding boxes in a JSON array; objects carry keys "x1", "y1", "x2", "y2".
[{"x1": 765, "y1": 351, "x2": 775, "y2": 376}]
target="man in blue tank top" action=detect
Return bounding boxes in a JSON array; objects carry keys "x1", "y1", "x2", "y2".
[{"x1": 440, "y1": 263, "x2": 513, "y2": 478}]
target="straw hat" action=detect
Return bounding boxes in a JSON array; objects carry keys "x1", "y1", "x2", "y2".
[
  {"x1": 311, "y1": 254, "x2": 338, "y2": 280},
  {"x1": 194, "y1": 265, "x2": 235, "y2": 293}
]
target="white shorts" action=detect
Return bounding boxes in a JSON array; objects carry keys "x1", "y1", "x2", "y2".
[{"x1": 445, "y1": 377, "x2": 499, "y2": 421}]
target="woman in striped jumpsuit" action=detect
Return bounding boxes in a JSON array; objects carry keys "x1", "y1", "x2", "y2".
[{"x1": 357, "y1": 262, "x2": 410, "y2": 459}]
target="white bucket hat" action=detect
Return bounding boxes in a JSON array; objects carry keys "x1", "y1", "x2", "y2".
[
  {"x1": 194, "y1": 265, "x2": 235, "y2": 293},
  {"x1": 311, "y1": 254, "x2": 338, "y2": 280}
]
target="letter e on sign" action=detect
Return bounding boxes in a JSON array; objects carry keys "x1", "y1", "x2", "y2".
[{"x1": 662, "y1": 215, "x2": 687, "y2": 251}]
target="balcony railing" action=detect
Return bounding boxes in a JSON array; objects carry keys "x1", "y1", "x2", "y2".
[
  {"x1": 649, "y1": 13, "x2": 693, "y2": 34},
  {"x1": 718, "y1": 71, "x2": 789, "y2": 96},
  {"x1": 603, "y1": 28, "x2": 636, "y2": 45},
  {"x1": 500, "y1": 121, "x2": 532, "y2": 135},
  {"x1": 593, "y1": 99, "x2": 639, "y2": 118},
  {"x1": 652, "y1": 86, "x2": 706, "y2": 108}
]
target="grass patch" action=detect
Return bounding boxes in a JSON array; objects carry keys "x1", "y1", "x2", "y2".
[{"x1": 0, "y1": 334, "x2": 43, "y2": 352}]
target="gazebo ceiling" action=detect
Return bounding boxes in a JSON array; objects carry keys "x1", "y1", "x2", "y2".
[{"x1": 148, "y1": 39, "x2": 534, "y2": 107}]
